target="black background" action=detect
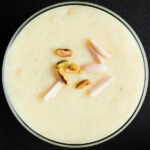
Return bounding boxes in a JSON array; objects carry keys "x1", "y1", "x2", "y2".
[{"x1": 0, "y1": 0, "x2": 150, "y2": 150}]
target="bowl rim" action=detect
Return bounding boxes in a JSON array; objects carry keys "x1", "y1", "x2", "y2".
[{"x1": 2, "y1": 1, "x2": 149, "y2": 148}]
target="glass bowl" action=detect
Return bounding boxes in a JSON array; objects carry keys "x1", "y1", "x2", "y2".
[{"x1": 2, "y1": 1, "x2": 149, "y2": 148}]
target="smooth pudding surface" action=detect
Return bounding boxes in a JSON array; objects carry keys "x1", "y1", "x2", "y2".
[{"x1": 4, "y1": 5, "x2": 144, "y2": 144}]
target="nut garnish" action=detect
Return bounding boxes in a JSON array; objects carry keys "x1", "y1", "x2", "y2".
[
  {"x1": 76, "y1": 79, "x2": 91, "y2": 89},
  {"x1": 55, "y1": 48, "x2": 73, "y2": 57},
  {"x1": 82, "y1": 63, "x2": 107, "y2": 73},
  {"x1": 42, "y1": 39, "x2": 112, "y2": 100},
  {"x1": 44, "y1": 80, "x2": 64, "y2": 101},
  {"x1": 58, "y1": 69, "x2": 69, "y2": 85},
  {"x1": 87, "y1": 39, "x2": 111, "y2": 58},
  {"x1": 56, "y1": 60, "x2": 81, "y2": 85},
  {"x1": 56, "y1": 60, "x2": 69, "y2": 69},
  {"x1": 64, "y1": 63, "x2": 81, "y2": 73},
  {"x1": 87, "y1": 42, "x2": 104, "y2": 64},
  {"x1": 90, "y1": 76, "x2": 114, "y2": 96},
  {"x1": 56, "y1": 60, "x2": 81, "y2": 73}
]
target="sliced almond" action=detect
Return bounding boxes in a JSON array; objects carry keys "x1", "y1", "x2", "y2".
[
  {"x1": 82, "y1": 64, "x2": 107, "y2": 73},
  {"x1": 90, "y1": 76, "x2": 114, "y2": 96},
  {"x1": 87, "y1": 42, "x2": 104, "y2": 63},
  {"x1": 44, "y1": 80, "x2": 64, "y2": 101},
  {"x1": 87, "y1": 39, "x2": 111, "y2": 58}
]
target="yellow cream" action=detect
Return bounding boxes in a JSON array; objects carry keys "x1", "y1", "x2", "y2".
[{"x1": 4, "y1": 5, "x2": 145, "y2": 144}]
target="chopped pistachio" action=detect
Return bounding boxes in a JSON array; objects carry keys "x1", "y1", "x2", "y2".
[
  {"x1": 56, "y1": 60, "x2": 81, "y2": 74},
  {"x1": 55, "y1": 48, "x2": 73, "y2": 57},
  {"x1": 76, "y1": 79, "x2": 91, "y2": 89},
  {"x1": 56, "y1": 60, "x2": 69, "y2": 69},
  {"x1": 58, "y1": 69, "x2": 69, "y2": 85},
  {"x1": 56, "y1": 60, "x2": 81, "y2": 86},
  {"x1": 65, "y1": 63, "x2": 81, "y2": 74}
]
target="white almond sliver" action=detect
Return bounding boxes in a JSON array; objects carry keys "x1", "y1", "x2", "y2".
[
  {"x1": 90, "y1": 76, "x2": 114, "y2": 96},
  {"x1": 82, "y1": 64, "x2": 107, "y2": 73},
  {"x1": 87, "y1": 44, "x2": 104, "y2": 64},
  {"x1": 88, "y1": 39, "x2": 111, "y2": 58},
  {"x1": 44, "y1": 80, "x2": 64, "y2": 101}
]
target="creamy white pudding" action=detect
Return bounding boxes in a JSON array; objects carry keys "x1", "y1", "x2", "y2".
[{"x1": 3, "y1": 4, "x2": 147, "y2": 146}]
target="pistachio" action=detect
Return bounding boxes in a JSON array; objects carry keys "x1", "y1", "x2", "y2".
[
  {"x1": 76, "y1": 79, "x2": 91, "y2": 89},
  {"x1": 56, "y1": 60, "x2": 81, "y2": 73},
  {"x1": 55, "y1": 48, "x2": 73, "y2": 57},
  {"x1": 56, "y1": 60, "x2": 69, "y2": 69},
  {"x1": 56, "y1": 60, "x2": 81, "y2": 85},
  {"x1": 58, "y1": 69, "x2": 69, "y2": 85},
  {"x1": 65, "y1": 63, "x2": 81, "y2": 74}
]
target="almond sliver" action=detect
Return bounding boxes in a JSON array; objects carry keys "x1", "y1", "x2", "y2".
[
  {"x1": 90, "y1": 76, "x2": 114, "y2": 96},
  {"x1": 44, "y1": 80, "x2": 64, "y2": 101},
  {"x1": 87, "y1": 43, "x2": 104, "y2": 64},
  {"x1": 87, "y1": 39, "x2": 111, "y2": 58},
  {"x1": 82, "y1": 64, "x2": 107, "y2": 73}
]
